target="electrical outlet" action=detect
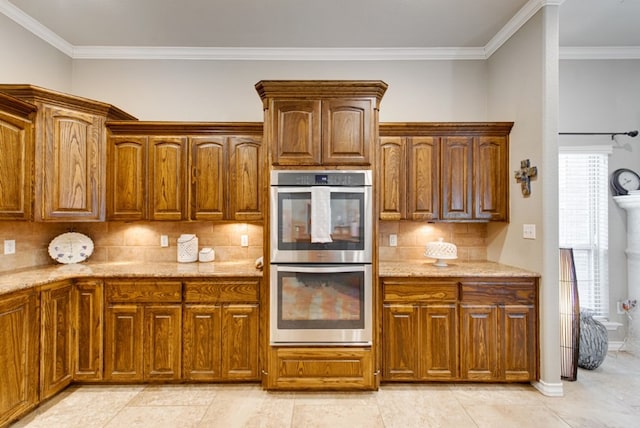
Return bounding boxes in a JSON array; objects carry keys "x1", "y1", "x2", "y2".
[
  {"x1": 241, "y1": 234, "x2": 249, "y2": 247},
  {"x1": 160, "y1": 235, "x2": 169, "y2": 247},
  {"x1": 4, "y1": 239, "x2": 15, "y2": 255},
  {"x1": 523, "y1": 224, "x2": 536, "y2": 239},
  {"x1": 389, "y1": 234, "x2": 397, "y2": 247}
]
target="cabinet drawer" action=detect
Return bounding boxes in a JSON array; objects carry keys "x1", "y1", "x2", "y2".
[
  {"x1": 383, "y1": 280, "x2": 458, "y2": 302},
  {"x1": 106, "y1": 281, "x2": 182, "y2": 303},
  {"x1": 184, "y1": 279, "x2": 259, "y2": 303},
  {"x1": 460, "y1": 281, "x2": 536, "y2": 305}
]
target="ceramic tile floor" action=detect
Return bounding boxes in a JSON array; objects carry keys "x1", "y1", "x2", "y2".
[{"x1": 11, "y1": 351, "x2": 639, "y2": 428}]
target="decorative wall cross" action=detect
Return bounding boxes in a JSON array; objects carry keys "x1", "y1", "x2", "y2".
[{"x1": 514, "y1": 159, "x2": 538, "y2": 196}]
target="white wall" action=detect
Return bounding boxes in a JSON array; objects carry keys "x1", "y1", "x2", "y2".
[
  {"x1": 0, "y1": 14, "x2": 72, "y2": 90},
  {"x1": 486, "y1": 7, "x2": 562, "y2": 394},
  {"x1": 560, "y1": 59, "x2": 640, "y2": 338},
  {"x1": 70, "y1": 60, "x2": 489, "y2": 122}
]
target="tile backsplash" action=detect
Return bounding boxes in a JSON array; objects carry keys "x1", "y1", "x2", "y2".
[
  {"x1": 0, "y1": 220, "x2": 487, "y2": 273},
  {"x1": 379, "y1": 221, "x2": 487, "y2": 262}
]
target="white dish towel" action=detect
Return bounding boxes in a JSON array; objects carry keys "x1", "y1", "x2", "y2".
[{"x1": 311, "y1": 187, "x2": 333, "y2": 243}]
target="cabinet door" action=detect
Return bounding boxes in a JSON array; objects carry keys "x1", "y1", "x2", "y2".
[
  {"x1": 474, "y1": 136, "x2": 508, "y2": 221},
  {"x1": 144, "y1": 305, "x2": 182, "y2": 380},
  {"x1": 503, "y1": 304, "x2": 537, "y2": 381},
  {"x1": 183, "y1": 305, "x2": 222, "y2": 381},
  {"x1": 107, "y1": 136, "x2": 147, "y2": 220},
  {"x1": 104, "y1": 305, "x2": 143, "y2": 381},
  {"x1": 0, "y1": 290, "x2": 38, "y2": 426},
  {"x1": 229, "y1": 136, "x2": 263, "y2": 221},
  {"x1": 40, "y1": 282, "x2": 74, "y2": 400},
  {"x1": 379, "y1": 137, "x2": 405, "y2": 220},
  {"x1": 408, "y1": 137, "x2": 439, "y2": 220},
  {"x1": 271, "y1": 99, "x2": 321, "y2": 165},
  {"x1": 222, "y1": 304, "x2": 259, "y2": 380},
  {"x1": 190, "y1": 136, "x2": 226, "y2": 221},
  {"x1": 441, "y1": 136, "x2": 472, "y2": 220},
  {"x1": 39, "y1": 105, "x2": 104, "y2": 221},
  {"x1": 73, "y1": 279, "x2": 103, "y2": 381},
  {"x1": 421, "y1": 304, "x2": 458, "y2": 380},
  {"x1": 382, "y1": 304, "x2": 419, "y2": 380},
  {"x1": 460, "y1": 304, "x2": 499, "y2": 380},
  {"x1": 322, "y1": 99, "x2": 372, "y2": 165},
  {"x1": 0, "y1": 111, "x2": 32, "y2": 220},
  {"x1": 148, "y1": 137, "x2": 187, "y2": 220}
]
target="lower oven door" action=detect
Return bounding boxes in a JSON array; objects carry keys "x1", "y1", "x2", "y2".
[{"x1": 270, "y1": 264, "x2": 372, "y2": 346}]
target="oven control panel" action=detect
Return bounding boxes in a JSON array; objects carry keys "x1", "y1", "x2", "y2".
[{"x1": 271, "y1": 170, "x2": 371, "y2": 187}]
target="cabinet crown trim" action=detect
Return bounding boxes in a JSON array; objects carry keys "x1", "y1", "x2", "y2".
[
  {"x1": 379, "y1": 122, "x2": 514, "y2": 137},
  {"x1": 255, "y1": 80, "x2": 388, "y2": 103},
  {"x1": 106, "y1": 121, "x2": 263, "y2": 135}
]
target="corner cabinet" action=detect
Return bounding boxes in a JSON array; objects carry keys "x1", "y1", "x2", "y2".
[
  {"x1": 0, "y1": 84, "x2": 136, "y2": 221},
  {"x1": 0, "y1": 92, "x2": 37, "y2": 220},
  {"x1": 106, "y1": 122, "x2": 263, "y2": 221},
  {"x1": 381, "y1": 276, "x2": 538, "y2": 383},
  {"x1": 378, "y1": 123, "x2": 512, "y2": 222},
  {"x1": 255, "y1": 80, "x2": 387, "y2": 166}
]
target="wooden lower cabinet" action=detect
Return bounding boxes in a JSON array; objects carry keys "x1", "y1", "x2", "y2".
[
  {"x1": 40, "y1": 281, "x2": 74, "y2": 400},
  {"x1": 183, "y1": 279, "x2": 260, "y2": 381},
  {"x1": 104, "y1": 304, "x2": 144, "y2": 381},
  {"x1": 0, "y1": 289, "x2": 39, "y2": 427},
  {"x1": 266, "y1": 347, "x2": 375, "y2": 390},
  {"x1": 382, "y1": 277, "x2": 538, "y2": 383}
]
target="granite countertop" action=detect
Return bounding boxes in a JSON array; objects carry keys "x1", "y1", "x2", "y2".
[
  {"x1": 0, "y1": 260, "x2": 262, "y2": 296},
  {"x1": 379, "y1": 260, "x2": 540, "y2": 278}
]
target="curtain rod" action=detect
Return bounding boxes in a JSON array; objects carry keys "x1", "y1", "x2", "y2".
[{"x1": 559, "y1": 130, "x2": 639, "y2": 140}]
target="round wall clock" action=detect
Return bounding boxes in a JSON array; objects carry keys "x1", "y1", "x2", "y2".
[
  {"x1": 611, "y1": 168, "x2": 640, "y2": 196},
  {"x1": 48, "y1": 232, "x2": 94, "y2": 264}
]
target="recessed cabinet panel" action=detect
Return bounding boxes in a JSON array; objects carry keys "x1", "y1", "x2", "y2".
[
  {"x1": 74, "y1": 280, "x2": 104, "y2": 381},
  {"x1": 144, "y1": 305, "x2": 182, "y2": 380},
  {"x1": 107, "y1": 136, "x2": 147, "y2": 220},
  {"x1": 105, "y1": 305, "x2": 144, "y2": 381},
  {"x1": 222, "y1": 304, "x2": 259, "y2": 380},
  {"x1": 190, "y1": 136, "x2": 225, "y2": 220},
  {"x1": 0, "y1": 112, "x2": 32, "y2": 220},
  {"x1": 474, "y1": 136, "x2": 508, "y2": 221},
  {"x1": 421, "y1": 304, "x2": 458, "y2": 379},
  {"x1": 460, "y1": 304, "x2": 499, "y2": 381},
  {"x1": 408, "y1": 137, "x2": 439, "y2": 220},
  {"x1": 41, "y1": 106, "x2": 104, "y2": 220},
  {"x1": 441, "y1": 136, "x2": 473, "y2": 220},
  {"x1": 272, "y1": 100, "x2": 321, "y2": 165},
  {"x1": 183, "y1": 305, "x2": 222, "y2": 380},
  {"x1": 149, "y1": 137, "x2": 187, "y2": 220},
  {"x1": 229, "y1": 137, "x2": 262, "y2": 221},
  {"x1": 382, "y1": 304, "x2": 419, "y2": 380},
  {"x1": 379, "y1": 137, "x2": 405, "y2": 221},
  {"x1": 322, "y1": 99, "x2": 372, "y2": 165},
  {"x1": 503, "y1": 305, "x2": 536, "y2": 381}
]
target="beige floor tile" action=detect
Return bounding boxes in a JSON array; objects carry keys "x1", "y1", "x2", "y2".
[
  {"x1": 104, "y1": 405, "x2": 207, "y2": 428},
  {"x1": 464, "y1": 404, "x2": 571, "y2": 428},
  {"x1": 127, "y1": 384, "x2": 220, "y2": 407},
  {"x1": 291, "y1": 404, "x2": 384, "y2": 428}
]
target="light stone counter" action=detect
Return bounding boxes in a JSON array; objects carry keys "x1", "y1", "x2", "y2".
[
  {"x1": 0, "y1": 260, "x2": 262, "y2": 296},
  {"x1": 379, "y1": 260, "x2": 540, "y2": 278}
]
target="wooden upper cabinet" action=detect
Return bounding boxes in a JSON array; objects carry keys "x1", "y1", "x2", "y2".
[
  {"x1": 441, "y1": 136, "x2": 473, "y2": 220},
  {"x1": 149, "y1": 137, "x2": 187, "y2": 220},
  {"x1": 378, "y1": 122, "x2": 513, "y2": 222},
  {"x1": 190, "y1": 136, "x2": 226, "y2": 221},
  {"x1": 271, "y1": 99, "x2": 321, "y2": 165},
  {"x1": 106, "y1": 122, "x2": 264, "y2": 221},
  {"x1": 474, "y1": 136, "x2": 509, "y2": 221},
  {"x1": 256, "y1": 80, "x2": 387, "y2": 166},
  {"x1": 322, "y1": 99, "x2": 373, "y2": 165},
  {"x1": 229, "y1": 136, "x2": 263, "y2": 221},
  {"x1": 0, "y1": 93, "x2": 36, "y2": 220},
  {"x1": 107, "y1": 136, "x2": 147, "y2": 220},
  {"x1": 0, "y1": 84, "x2": 136, "y2": 222}
]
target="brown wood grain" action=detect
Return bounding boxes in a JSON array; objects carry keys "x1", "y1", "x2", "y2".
[
  {"x1": 107, "y1": 136, "x2": 147, "y2": 220},
  {"x1": 73, "y1": 280, "x2": 103, "y2": 381},
  {"x1": 183, "y1": 279, "x2": 259, "y2": 303}
]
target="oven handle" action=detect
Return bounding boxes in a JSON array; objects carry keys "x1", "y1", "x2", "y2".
[{"x1": 272, "y1": 264, "x2": 369, "y2": 273}]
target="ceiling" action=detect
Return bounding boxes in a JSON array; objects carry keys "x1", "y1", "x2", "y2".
[{"x1": 2, "y1": 0, "x2": 639, "y2": 60}]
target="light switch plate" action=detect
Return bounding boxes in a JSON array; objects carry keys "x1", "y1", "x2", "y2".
[
  {"x1": 241, "y1": 235, "x2": 249, "y2": 247},
  {"x1": 523, "y1": 224, "x2": 536, "y2": 239},
  {"x1": 389, "y1": 234, "x2": 398, "y2": 247},
  {"x1": 160, "y1": 235, "x2": 169, "y2": 247}
]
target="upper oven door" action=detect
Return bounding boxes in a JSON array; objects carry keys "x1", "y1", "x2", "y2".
[{"x1": 270, "y1": 186, "x2": 372, "y2": 263}]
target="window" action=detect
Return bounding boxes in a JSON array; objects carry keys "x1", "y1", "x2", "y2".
[{"x1": 558, "y1": 146, "x2": 611, "y2": 318}]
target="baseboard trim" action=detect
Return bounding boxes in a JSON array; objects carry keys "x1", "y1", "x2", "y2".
[
  {"x1": 608, "y1": 341, "x2": 625, "y2": 352},
  {"x1": 531, "y1": 379, "x2": 564, "y2": 397}
]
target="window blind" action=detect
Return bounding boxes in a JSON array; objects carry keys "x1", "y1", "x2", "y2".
[{"x1": 558, "y1": 148, "x2": 610, "y2": 317}]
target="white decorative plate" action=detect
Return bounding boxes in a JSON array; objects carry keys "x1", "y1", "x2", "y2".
[{"x1": 48, "y1": 232, "x2": 94, "y2": 264}]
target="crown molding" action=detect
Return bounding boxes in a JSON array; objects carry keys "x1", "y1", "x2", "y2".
[
  {"x1": 560, "y1": 46, "x2": 640, "y2": 60},
  {"x1": 71, "y1": 46, "x2": 487, "y2": 61},
  {"x1": 0, "y1": 0, "x2": 73, "y2": 56}
]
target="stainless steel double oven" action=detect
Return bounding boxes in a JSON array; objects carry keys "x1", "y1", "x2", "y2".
[{"x1": 269, "y1": 170, "x2": 372, "y2": 345}]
